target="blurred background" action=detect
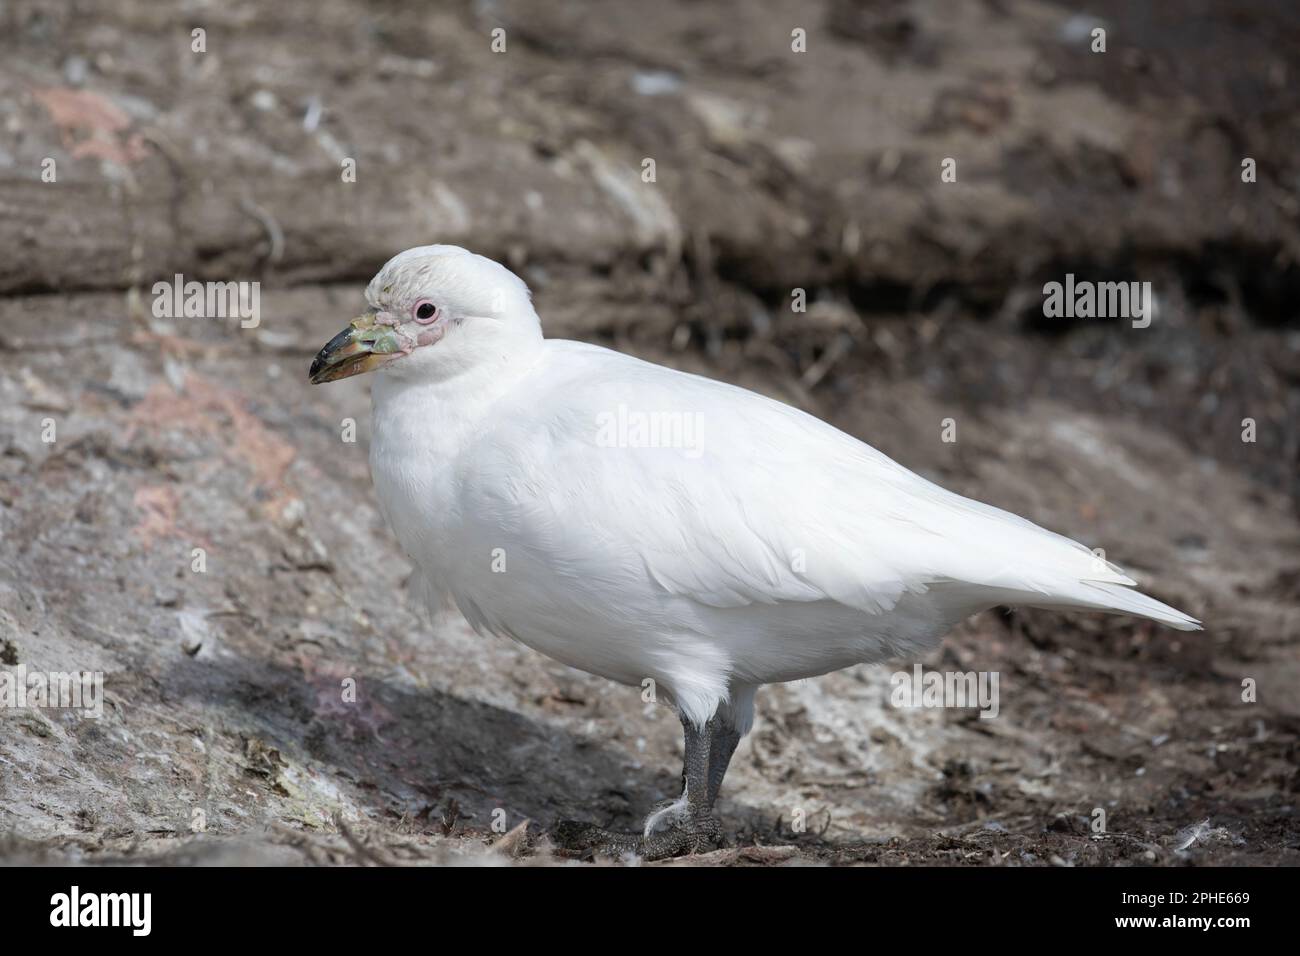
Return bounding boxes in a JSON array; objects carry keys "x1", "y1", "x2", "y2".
[{"x1": 0, "y1": 0, "x2": 1296, "y2": 865}]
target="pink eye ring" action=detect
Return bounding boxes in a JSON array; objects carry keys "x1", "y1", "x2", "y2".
[{"x1": 412, "y1": 300, "x2": 438, "y2": 324}]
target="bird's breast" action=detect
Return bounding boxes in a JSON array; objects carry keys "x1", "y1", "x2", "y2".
[{"x1": 368, "y1": 396, "x2": 470, "y2": 582}]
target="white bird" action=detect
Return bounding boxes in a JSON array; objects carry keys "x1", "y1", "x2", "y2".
[{"x1": 310, "y1": 245, "x2": 1200, "y2": 858}]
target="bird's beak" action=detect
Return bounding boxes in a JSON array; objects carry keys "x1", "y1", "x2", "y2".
[{"x1": 309, "y1": 314, "x2": 404, "y2": 384}]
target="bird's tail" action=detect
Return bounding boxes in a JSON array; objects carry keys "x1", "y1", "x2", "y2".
[{"x1": 1025, "y1": 581, "x2": 1202, "y2": 631}]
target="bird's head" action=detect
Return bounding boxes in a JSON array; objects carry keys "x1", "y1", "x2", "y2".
[{"x1": 309, "y1": 245, "x2": 541, "y2": 384}]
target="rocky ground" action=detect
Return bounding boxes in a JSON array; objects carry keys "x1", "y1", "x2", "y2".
[{"x1": 0, "y1": 0, "x2": 1297, "y2": 865}]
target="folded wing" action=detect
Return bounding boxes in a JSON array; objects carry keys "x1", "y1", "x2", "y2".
[{"x1": 466, "y1": 344, "x2": 1200, "y2": 632}]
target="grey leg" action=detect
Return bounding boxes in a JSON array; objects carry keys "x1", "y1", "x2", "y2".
[
  {"x1": 550, "y1": 713, "x2": 725, "y2": 860},
  {"x1": 706, "y1": 724, "x2": 742, "y2": 809}
]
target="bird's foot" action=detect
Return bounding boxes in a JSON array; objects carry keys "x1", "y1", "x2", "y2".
[
  {"x1": 549, "y1": 812, "x2": 722, "y2": 861},
  {"x1": 672, "y1": 812, "x2": 723, "y2": 856}
]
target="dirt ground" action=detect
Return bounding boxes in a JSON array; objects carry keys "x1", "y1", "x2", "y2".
[{"x1": 0, "y1": 0, "x2": 1297, "y2": 866}]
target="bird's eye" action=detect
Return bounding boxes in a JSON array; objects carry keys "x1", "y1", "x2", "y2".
[{"x1": 413, "y1": 301, "x2": 438, "y2": 323}]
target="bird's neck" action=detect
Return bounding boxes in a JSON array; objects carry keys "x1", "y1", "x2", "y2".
[{"x1": 371, "y1": 338, "x2": 544, "y2": 440}]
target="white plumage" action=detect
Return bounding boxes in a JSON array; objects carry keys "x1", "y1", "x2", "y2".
[{"x1": 321, "y1": 245, "x2": 1200, "y2": 738}]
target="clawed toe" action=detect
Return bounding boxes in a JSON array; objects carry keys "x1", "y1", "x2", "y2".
[
  {"x1": 548, "y1": 819, "x2": 641, "y2": 857},
  {"x1": 549, "y1": 815, "x2": 722, "y2": 861}
]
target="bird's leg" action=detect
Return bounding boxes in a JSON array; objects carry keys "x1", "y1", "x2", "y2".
[
  {"x1": 640, "y1": 714, "x2": 722, "y2": 857},
  {"x1": 706, "y1": 723, "x2": 742, "y2": 809},
  {"x1": 550, "y1": 713, "x2": 725, "y2": 860}
]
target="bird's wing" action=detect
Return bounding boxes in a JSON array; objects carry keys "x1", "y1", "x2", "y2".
[{"x1": 460, "y1": 344, "x2": 1198, "y2": 629}]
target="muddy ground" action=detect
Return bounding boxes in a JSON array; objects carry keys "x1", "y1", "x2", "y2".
[{"x1": 0, "y1": 0, "x2": 1297, "y2": 866}]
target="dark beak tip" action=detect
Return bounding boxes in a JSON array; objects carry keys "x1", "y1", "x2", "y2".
[
  {"x1": 310, "y1": 322, "x2": 386, "y2": 384},
  {"x1": 309, "y1": 327, "x2": 356, "y2": 382}
]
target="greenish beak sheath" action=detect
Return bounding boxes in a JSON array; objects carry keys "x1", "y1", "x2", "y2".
[{"x1": 309, "y1": 315, "x2": 405, "y2": 383}]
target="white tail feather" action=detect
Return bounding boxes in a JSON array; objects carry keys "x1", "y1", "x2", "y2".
[{"x1": 1028, "y1": 581, "x2": 1202, "y2": 631}]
